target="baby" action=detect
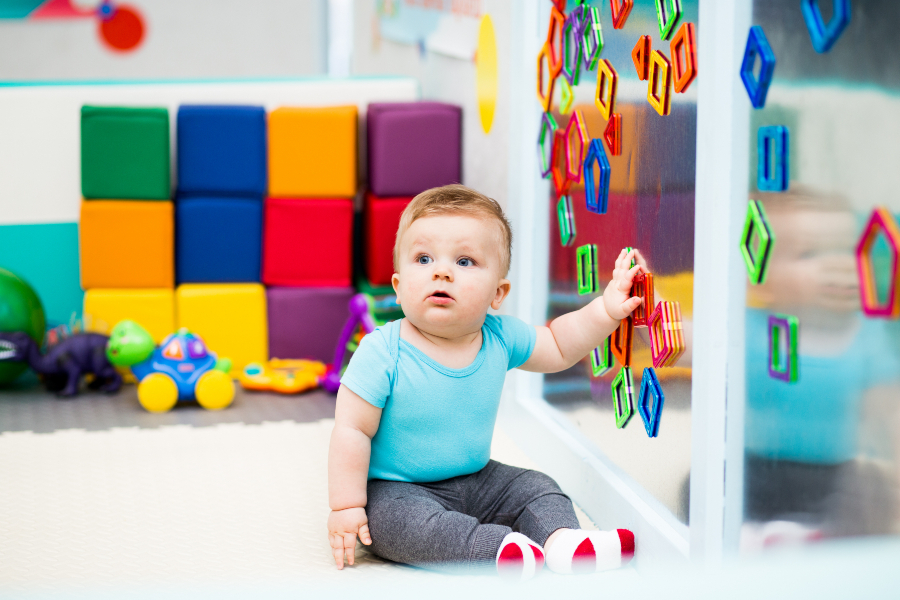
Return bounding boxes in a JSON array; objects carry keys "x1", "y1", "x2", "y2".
[{"x1": 327, "y1": 185, "x2": 641, "y2": 579}]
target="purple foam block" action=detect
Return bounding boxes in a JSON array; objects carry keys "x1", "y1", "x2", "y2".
[
  {"x1": 367, "y1": 102, "x2": 462, "y2": 197},
  {"x1": 266, "y1": 287, "x2": 357, "y2": 363}
]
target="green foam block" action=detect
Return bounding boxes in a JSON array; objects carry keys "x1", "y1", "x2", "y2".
[{"x1": 81, "y1": 106, "x2": 170, "y2": 200}]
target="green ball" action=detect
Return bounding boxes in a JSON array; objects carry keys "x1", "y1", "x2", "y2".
[{"x1": 0, "y1": 268, "x2": 46, "y2": 384}]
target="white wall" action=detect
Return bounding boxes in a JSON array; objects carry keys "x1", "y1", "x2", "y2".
[
  {"x1": 350, "y1": 0, "x2": 511, "y2": 209},
  {"x1": 0, "y1": 0, "x2": 327, "y2": 82}
]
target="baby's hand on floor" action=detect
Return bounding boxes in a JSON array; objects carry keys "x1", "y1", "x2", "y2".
[
  {"x1": 603, "y1": 248, "x2": 643, "y2": 321},
  {"x1": 328, "y1": 507, "x2": 372, "y2": 569}
]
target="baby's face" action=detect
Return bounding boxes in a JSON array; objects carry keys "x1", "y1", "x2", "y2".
[
  {"x1": 392, "y1": 214, "x2": 510, "y2": 337},
  {"x1": 751, "y1": 206, "x2": 859, "y2": 315}
]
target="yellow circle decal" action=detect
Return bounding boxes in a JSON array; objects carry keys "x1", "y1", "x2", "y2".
[{"x1": 476, "y1": 14, "x2": 498, "y2": 134}]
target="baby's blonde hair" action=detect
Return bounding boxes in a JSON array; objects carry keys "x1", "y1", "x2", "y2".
[{"x1": 393, "y1": 184, "x2": 513, "y2": 275}]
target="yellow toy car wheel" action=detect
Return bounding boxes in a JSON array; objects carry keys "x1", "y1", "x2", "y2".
[
  {"x1": 195, "y1": 370, "x2": 234, "y2": 411},
  {"x1": 138, "y1": 372, "x2": 179, "y2": 413}
]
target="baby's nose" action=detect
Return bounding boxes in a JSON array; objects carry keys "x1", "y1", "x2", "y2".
[{"x1": 433, "y1": 265, "x2": 453, "y2": 280}]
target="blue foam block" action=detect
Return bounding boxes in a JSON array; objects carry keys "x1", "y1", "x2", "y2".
[
  {"x1": 176, "y1": 196, "x2": 262, "y2": 284},
  {"x1": 177, "y1": 105, "x2": 267, "y2": 196}
]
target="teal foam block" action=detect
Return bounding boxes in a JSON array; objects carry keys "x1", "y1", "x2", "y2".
[{"x1": 0, "y1": 223, "x2": 83, "y2": 328}]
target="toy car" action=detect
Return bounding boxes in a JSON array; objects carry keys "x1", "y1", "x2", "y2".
[
  {"x1": 239, "y1": 358, "x2": 326, "y2": 394},
  {"x1": 107, "y1": 320, "x2": 234, "y2": 413}
]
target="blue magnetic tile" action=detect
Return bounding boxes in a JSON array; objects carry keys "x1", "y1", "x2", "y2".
[
  {"x1": 584, "y1": 139, "x2": 610, "y2": 215},
  {"x1": 740, "y1": 26, "x2": 776, "y2": 109},
  {"x1": 176, "y1": 105, "x2": 267, "y2": 196},
  {"x1": 176, "y1": 196, "x2": 262, "y2": 283},
  {"x1": 757, "y1": 125, "x2": 789, "y2": 192},
  {"x1": 638, "y1": 367, "x2": 665, "y2": 438},
  {"x1": 801, "y1": 0, "x2": 850, "y2": 53}
]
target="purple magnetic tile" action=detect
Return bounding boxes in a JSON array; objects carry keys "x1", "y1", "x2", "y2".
[
  {"x1": 367, "y1": 102, "x2": 462, "y2": 197},
  {"x1": 767, "y1": 314, "x2": 794, "y2": 382},
  {"x1": 266, "y1": 286, "x2": 356, "y2": 362}
]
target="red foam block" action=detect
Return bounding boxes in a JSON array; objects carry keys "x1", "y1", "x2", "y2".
[
  {"x1": 365, "y1": 192, "x2": 412, "y2": 286},
  {"x1": 262, "y1": 197, "x2": 353, "y2": 287}
]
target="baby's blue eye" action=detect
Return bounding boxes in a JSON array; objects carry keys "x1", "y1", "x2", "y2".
[
  {"x1": 457, "y1": 258, "x2": 473, "y2": 267},
  {"x1": 417, "y1": 255, "x2": 433, "y2": 265}
]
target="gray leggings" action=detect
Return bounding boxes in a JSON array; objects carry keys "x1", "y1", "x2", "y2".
[{"x1": 365, "y1": 460, "x2": 580, "y2": 570}]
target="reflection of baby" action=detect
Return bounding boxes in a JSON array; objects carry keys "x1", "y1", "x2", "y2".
[{"x1": 743, "y1": 186, "x2": 899, "y2": 540}]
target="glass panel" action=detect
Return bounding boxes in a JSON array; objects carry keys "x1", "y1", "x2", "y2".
[
  {"x1": 743, "y1": 0, "x2": 900, "y2": 550},
  {"x1": 542, "y1": 0, "x2": 698, "y2": 524}
]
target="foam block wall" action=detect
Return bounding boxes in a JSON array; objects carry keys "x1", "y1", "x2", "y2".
[
  {"x1": 175, "y1": 196, "x2": 262, "y2": 284},
  {"x1": 175, "y1": 283, "x2": 267, "y2": 376},
  {"x1": 266, "y1": 286, "x2": 356, "y2": 362},
  {"x1": 80, "y1": 106, "x2": 170, "y2": 200},
  {"x1": 79, "y1": 200, "x2": 174, "y2": 289},
  {"x1": 262, "y1": 197, "x2": 353, "y2": 287},
  {"x1": 367, "y1": 102, "x2": 461, "y2": 196},
  {"x1": 176, "y1": 105, "x2": 267, "y2": 196},
  {"x1": 268, "y1": 106, "x2": 357, "y2": 198}
]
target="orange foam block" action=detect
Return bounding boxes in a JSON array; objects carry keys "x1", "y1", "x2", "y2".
[
  {"x1": 79, "y1": 200, "x2": 174, "y2": 289},
  {"x1": 268, "y1": 105, "x2": 358, "y2": 198}
]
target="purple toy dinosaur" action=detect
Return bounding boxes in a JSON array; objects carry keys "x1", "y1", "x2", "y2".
[{"x1": 0, "y1": 331, "x2": 121, "y2": 397}]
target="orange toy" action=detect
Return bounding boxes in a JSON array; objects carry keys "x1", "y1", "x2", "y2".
[
  {"x1": 79, "y1": 200, "x2": 174, "y2": 289},
  {"x1": 268, "y1": 105, "x2": 358, "y2": 198},
  {"x1": 239, "y1": 359, "x2": 327, "y2": 394}
]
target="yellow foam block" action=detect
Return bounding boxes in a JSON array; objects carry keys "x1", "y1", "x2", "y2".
[
  {"x1": 80, "y1": 200, "x2": 174, "y2": 289},
  {"x1": 84, "y1": 288, "x2": 175, "y2": 343},
  {"x1": 176, "y1": 283, "x2": 267, "y2": 376},
  {"x1": 268, "y1": 105, "x2": 358, "y2": 197}
]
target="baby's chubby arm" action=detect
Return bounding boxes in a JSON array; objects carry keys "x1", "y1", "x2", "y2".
[
  {"x1": 327, "y1": 384, "x2": 382, "y2": 569},
  {"x1": 521, "y1": 248, "x2": 643, "y2": 373}
]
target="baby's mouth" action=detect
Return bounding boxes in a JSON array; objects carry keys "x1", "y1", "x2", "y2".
[{"x1": 428, "y1": 291, "x2": 453, "y2": 305}]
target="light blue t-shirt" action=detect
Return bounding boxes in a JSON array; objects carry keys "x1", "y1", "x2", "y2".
[{"x1": 340, "y1": 314, "x2": 536, "y2": 483}]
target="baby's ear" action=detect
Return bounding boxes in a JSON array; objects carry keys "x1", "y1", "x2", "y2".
[
  {"x1": 391, "y1": 273, "x2": 401, "y2": 299},
  {"x1": 491, "y1": 279, "x2": 512, "y2": 310}
]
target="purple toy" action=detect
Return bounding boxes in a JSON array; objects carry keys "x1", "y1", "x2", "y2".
[
  {"x1": 267, "y1": 287, "x2": 356, "y2": 362},
  {"x1": 322, "y1": 294, "x2": 377, "y2": 393},
  {"x1": 367, "y1": 102, "x2": 462, "y2": 197},
  {"x1": 0, "y1": 331, "x2": 120, "y2": 397}
]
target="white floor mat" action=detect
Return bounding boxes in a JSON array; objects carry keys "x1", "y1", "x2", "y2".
[{"x1": 0, "y1": 420, "x2": 596, "y2": 592}]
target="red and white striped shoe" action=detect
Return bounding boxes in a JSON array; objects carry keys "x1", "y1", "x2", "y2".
[
  {"x1": 545, "y1": 529, "x2": 635, "y2": 575},
  {"x1": 496, "y1": 532, "x2": 545, "y2": 581}
]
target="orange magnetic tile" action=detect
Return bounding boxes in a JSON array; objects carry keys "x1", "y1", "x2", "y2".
[
  {"x1": 632, "y1": 34, "x2": 651, "y2": 81},
  {"x1": 537, "y1": 42, "x2": 560, "y2": 112},
  {"x1": 547, "y1": 6, "x2": 566, "y2": 74},
  {"x1": 670, "y1": 22, "x2": 697, "y2": 93},
  {"x1": 611, "y1": 315, "x2": 634, "y2": 368}
]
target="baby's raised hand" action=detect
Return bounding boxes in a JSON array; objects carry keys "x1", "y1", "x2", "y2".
[
  {"x1": 327, "y1": 507, "x2": 372, "y2": 569},
  {"x1": 602, "y1": 248, "x2": 643, "y2": 321}
]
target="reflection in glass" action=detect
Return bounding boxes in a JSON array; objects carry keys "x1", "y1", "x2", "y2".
[
  {"x1": 743, "y1": 0, "x2": 900, "y2": 550},
  {"x1": 542, "y1": 0, "x2": 698, "y2": 525}
]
